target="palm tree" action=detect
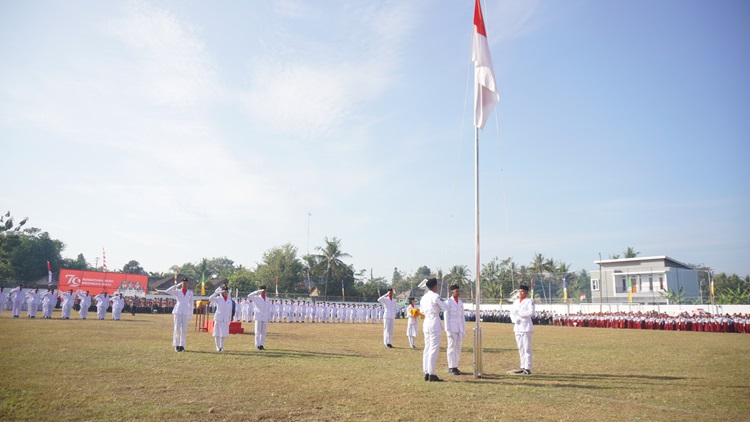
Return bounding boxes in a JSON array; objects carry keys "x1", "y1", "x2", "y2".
[
  {"x1": 624, "y1": 247, "x2": 640, "y2": 258},
  {"x1": 445, "y1": 265, "x2": 472, "y2": 298},
  {"x1": 314, "y1": 237, "x2": 351, "y2": 300}
]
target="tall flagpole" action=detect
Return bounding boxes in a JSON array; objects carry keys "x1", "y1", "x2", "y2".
[{"x1": 474, "y1": 126, "x2": 483, "y2": 378}]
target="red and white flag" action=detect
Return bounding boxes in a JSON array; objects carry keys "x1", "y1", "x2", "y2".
[
  {"x1": 471, "y1": 0, "x2": 499, "y2": 129},
  {"x1": 47, "y1": 260, "x2": 52, "y2": 286},
  {"x1": 275, "y1": 276, "x2": 279, "y2": 298},
  {"x1": 580, "y1": 293, "x2": 586, "y2": 301},
  {"x1": 102, "y1": 248, "x2": 108, "y2": 272}
]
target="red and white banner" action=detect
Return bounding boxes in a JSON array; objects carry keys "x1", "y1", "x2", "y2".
[{"x1": 58, "y1": 269, "x2": 148, "y2": 296}]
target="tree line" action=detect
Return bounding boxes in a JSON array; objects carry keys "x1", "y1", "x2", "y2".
[{"x1": 1, "y1": 210, "x2": 748, "y2": 304}]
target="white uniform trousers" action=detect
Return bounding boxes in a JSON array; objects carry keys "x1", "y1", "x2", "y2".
[
  {"x1": 515, "y1": 331, "x2": 533, "y2": 370},
  {"x1": 43, "y1": 303, "x2": 54, "y2": 318},
  {"x1": 62, "y1": 304, "x2": 73, "y2": 319},
  {"x1": 446, "y1": 332, "x2": 463, "y2": 369},
  {"x1": 383, "y1": 317, "x2": 395, "y2": 345},
  {"x1": 254, "y1": 320, "x2": 268, "y2": 347},
  {"x1": 422, "y1": 329, "x2": 442, "y2": 375},
  {"x1": 172, "y1": 314, "x2": 191, "y2": 347},
  {"x1": 406, "y1": 321, "x2": 418, "y2": 347}
]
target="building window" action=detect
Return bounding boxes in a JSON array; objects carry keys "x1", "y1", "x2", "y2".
[
  {"x1": 659, "y1": 276, "x2": 664, "y2": 291},
  {"x1": 622, "y1": 278, "x2": 627, "y2": 292},
  {"x1": 592, "y1": 279, "x2": 599, "y2": 291},
  {"x1": 638, "y1": 275, "x2": 643, "y2": 292},
  {"x1": 649, "y1": 276, "x2": 653, "y2": 291}
]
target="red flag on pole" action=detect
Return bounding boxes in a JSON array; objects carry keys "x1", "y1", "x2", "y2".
[
  {"x1": 47, "y1": 260, "x2": 52, "y2": 286},
  {"x1": 472, "y1": 0, "x2": 499, "y2": 129},
  {"x1": 275, "y1": 276, "x2": 279, "y2": 298}
]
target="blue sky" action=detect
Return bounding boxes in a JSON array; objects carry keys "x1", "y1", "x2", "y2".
[{"x1": 1, "y1": 0, "x2": 748, "y2": 280}]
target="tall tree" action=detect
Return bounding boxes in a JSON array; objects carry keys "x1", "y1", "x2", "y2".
[
  {"x1": 255, "y1": 243, "x2": 306, "y2": 295},
  {"x1": 314, "y1": 237, "x2": 351, "y2": 299},
  {"x1": 624, "y1": 247, "x2": 640, "y2": 258},
  {"x1": 122, "y1": 260, "x2": 145, "y2": 274}
]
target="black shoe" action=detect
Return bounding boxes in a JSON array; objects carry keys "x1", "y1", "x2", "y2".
[
  {"x1": 428, "y1": 375, "x2": 443, "y2": 382},
  {"x1": 450, "y1": 368, "x2": 462, "y2": 375},
  {"x1": 386, "y1": 344, "x2": 394, "y2": 348},
  {"x1": 175, "y1": 347, "x2": 180, "y2": 352},
  {"x1": 179, "y1": 346, "x2": 185, "y2": 352},
  {"x1": 522, "y1": 369, "x2": 531, "y2": 375},
  {"x1": 424, "y1": 374, "x2": 429, "y2": 381},
  {"x1": 508, "y1": 369, "x2": 525, "y2": 375}
]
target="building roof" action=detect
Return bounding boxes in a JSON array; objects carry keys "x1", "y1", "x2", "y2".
[{"x1": 594, "y1": 256, "x2": 693, "y2": 270}]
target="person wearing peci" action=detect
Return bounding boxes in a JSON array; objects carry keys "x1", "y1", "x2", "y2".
[
  {"x1": 208, "y1": 285, "x2": 232, "y2": 352},
  {"x1": 508, "y1": 284, "x2": 535, "y2": 375},
  {"x1": 161, "y1": 277, "x2": 194, "y2": 352},
  {"x1": 25, "y1": 288, "x2": 41, "y2": 318},
  {"x1": 58, "y1": 289, "x2": 75, "y2": 319},
  {"x1": 78, "y1": 291, "x2": 91, "y2": 320},
  {"x1": 444, "y1": 284, "x2": 467, "y2": 375},
  {"x1": 94, "y1": 292, "x2": 109, "y2": 320},
  {"x1": 41, "y1": 288, "x2": 56, "y2": 319},
  {"x1": 247, "y1": 285, "x2": 271, "y2": 350},
  {"x1": 9, "y1": 284, "x2": 25, "y2": 318},
  {"x1": 377, "y1": 288, "x2": 398, "y2": 348},
  {"x1": 420, "y1": 277, "x2": 449, "y2": 382},
  {"x1": 405, "y1": 297, "x2": 424, "y2": 349}
]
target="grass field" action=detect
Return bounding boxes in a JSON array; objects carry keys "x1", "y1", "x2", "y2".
[{"x1": 1, "y1": 312, "x2": 748, "y2": 421}]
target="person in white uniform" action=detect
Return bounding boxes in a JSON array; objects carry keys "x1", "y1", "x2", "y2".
[
  {"x1": 94, "y1": 292, "x2": 110, "y2": 320},
  {"x1": 377, "y1": 289, "x2": 398, "y2": 348},
  {"x1": 209, "y1": 286, "x2": 232, "y2": 352},
  {"x1": 41, "y1": 288, "x2": 56, "y2": 319},
  {"x1": 25, "y1": 288, "x2": 41, "y2": 318},
  {"x1": 10, "y1": 284, "x2": 25, "y2": 318},
  {"x1": 405, "y1": 297, "x2": 423, "y2": 349},
  {"x1": 420, "y1": 278, "x2": 448, "y2": 382},
  {"x1": 77, "y1": 291, "x2": 91, "y2": 320},
  {"x1": 0, "y1": 287, "x2": 7, "y2": 316},
  {"x1": 161, "y1": 278, "x2": 194, "y2": 352},
  {"x1": 58, "y1": 289, "x2": 75, "y2": 319},
  {"x1": 247, "y1": 285, "x2": 271, "y2": 350},
  {"x1": 444, "y1": 284, "x2": 466, "y2": 375},
  {"x1": 110, "y1": 294, "x2": 124, "y2": 320},
  {"x1": 508, "y1": 284, "x2": 535, "y2": 375}
]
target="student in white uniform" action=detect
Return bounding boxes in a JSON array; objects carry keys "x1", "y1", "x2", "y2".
[
  {"x1": 110, "y1": 294, "x2": 124, "y2": 320},
  {"x1": 58, "y1": 289, "x2": 75, "y2": 319},
  {"x1": 161, "y1": 278, "x2": 194, "y2": 352},
  {"x1": 78, "y1": 291, "x2": 91, "y2": 320},
  {"x1": 377, "y1": 289, "x2": 398, "y2": 348},
  {"x1": 508, "y1": 284, "x2": 535, "y2": 375},
  {"x1": 209, "y1": 286, "x2": 233, "y2": 352},
  {"x1": 420, "y1": 278, "x2": 449, "y2": 382},
  {"x1": 41, "y1": 288, "x2": 56, "y2": 319},
  {"x1": 94, "y1": 292, "x2": 110, "y2": 320},
  {"x1": 25, "y1": 288, "x2": 41, "y2": 318},
  {"x1": 405, "y1": 297, "x2": 423, "y2": 349},
  {"x1": 10, "y1": 284, "x2": 25, "y2": 318},
  {"x1": 444, "y1": 284, "x2": 466, "y2": 375},
  {"x1": 0, "y1": 287, "x2": 7, "y2": 316},
  {"x1": 247, "y1": 285, "x2": 271, "y2": 350}
]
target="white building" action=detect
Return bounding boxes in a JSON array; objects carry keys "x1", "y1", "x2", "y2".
[{"x1": 590, "y1": 256, "x2": 699, "y2": 304}]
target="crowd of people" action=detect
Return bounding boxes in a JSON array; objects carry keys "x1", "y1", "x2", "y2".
[{"x1": 553, "y1": 310, "x2": 750, "y2": 333}]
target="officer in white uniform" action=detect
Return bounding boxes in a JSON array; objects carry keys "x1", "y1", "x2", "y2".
[
  {"x1": 247, "y1": 285, "x2": 271, "y2": 350},
  {"x1": 10, "y1": 284, "x2": 25, "y2": 318},
  {"x1": 0, "y1": 287, "x2": 7, "y2": 316},
  {"x1": 405, "y1": 297, "x2": 423, "y2": 349},
  {"x1": 420, "y1": 278, "x2": 449, "y2": 382},
  {"x1": 209, "y1": 286, "x2": 232, "y2": 352},
  {"x1": 509, "y1": 284, "x2": 535, "y2": 375},
  {"x1": 377, "y1": 289, "x2": 398, "y2": 348},
  {"x1": 163, "y1": 278, "x2": 194, "y2": 352},
  {"x1": 444, "y1": 284, "x2": 466, "y2": 375},
  {"x1": 110, "y1": 294, "x2": 124, "y2": 320}
]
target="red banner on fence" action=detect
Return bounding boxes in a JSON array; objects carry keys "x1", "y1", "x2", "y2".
[{"x1": 58, "y1": 269, "x2": 148, "y2": 296}]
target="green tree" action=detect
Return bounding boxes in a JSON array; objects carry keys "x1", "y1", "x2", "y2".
[
  {"x1": 61, "y1": 253, "x2": 89, "y2": 271},
  {"x1": 444, "y1": 265, "x2": 471, "y2": 295},
  {"x1": 314, "y1": 237, "x2": 351, "y2": 299},
  {"x1": 255, "y1": 243, "x2": 306, "y2": 295},
  {"x1": 122, "y1": 260, "x2": 145, "y2": 274},
  {"x1": 227, "y1": 265, "x2": 257, "y2": 294},
  {"x1": 623, "y1": 247, "x2": 640, "y2": 258}
]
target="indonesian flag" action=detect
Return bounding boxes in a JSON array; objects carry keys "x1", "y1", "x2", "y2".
[
  {"x1": 47, "y1": 261, "x2": 52, "y2": 286},
  {"x1": 580, "y1": 293, "x2": 586, "y2": 301},
  {"x1": 275, "y1": 276, "x2": 279, "y2": 297},
  {"x1": 471, "y1": 0, "x2": 499, "y2": 129},
  {"x1": 102, "y1": 248, "x2": 107, "y2": 272}
]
